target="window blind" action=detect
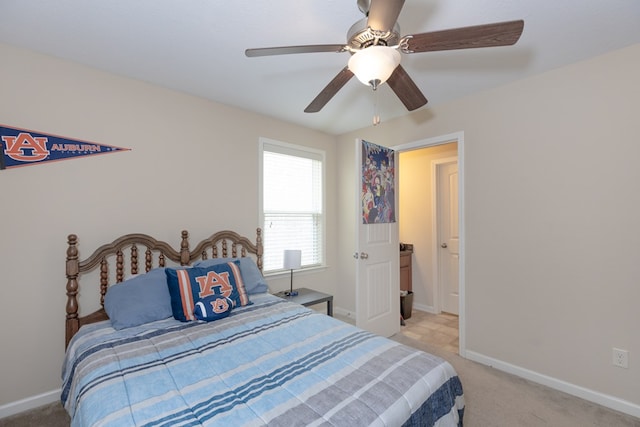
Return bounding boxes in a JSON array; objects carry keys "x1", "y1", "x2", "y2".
[{"x1": 261, "y1": 140, "x2": 324, "y2": 273}]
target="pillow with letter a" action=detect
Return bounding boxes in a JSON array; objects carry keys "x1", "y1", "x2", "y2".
[
  {"x1": 194, "y1": 257, "x2": 268, "y2": 294},
  {"x1": 194, "y1": 295, "x2": 235, "y2": 322},
  {"x1": 165, "y1": 261, "x2": 251, "y2": 322}
]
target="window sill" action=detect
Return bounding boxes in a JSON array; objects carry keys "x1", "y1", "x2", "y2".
[{"x1": 264, "y1": 264, "x2": 327, "y2": 279}]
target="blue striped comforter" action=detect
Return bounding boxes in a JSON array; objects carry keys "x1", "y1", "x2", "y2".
[{"x1": 62, "y1": 293, "x2": 464, "y2": 426}]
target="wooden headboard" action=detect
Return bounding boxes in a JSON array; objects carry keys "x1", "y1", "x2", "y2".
[{"x1": 65, "y1": 228, "x2": 263, "y2": 348}]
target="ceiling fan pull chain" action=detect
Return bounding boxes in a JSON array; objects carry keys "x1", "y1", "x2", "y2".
[{"x1": 373, "y1": 87, "x2": 381, "y2": 126}]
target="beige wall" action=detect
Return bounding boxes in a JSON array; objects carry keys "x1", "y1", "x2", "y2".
[
  {"x1": 0, "y1": 42, "x2": 338, "y2": 408},
  {"x1": 338, "y1": 44, "x2": 640, "y2": 414}
]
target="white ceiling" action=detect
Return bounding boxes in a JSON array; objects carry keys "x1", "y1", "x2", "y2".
[{"x1": 1, "y1": 0, "x2": 639, "y2": 135}]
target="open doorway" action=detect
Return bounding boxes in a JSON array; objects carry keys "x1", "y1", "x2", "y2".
[{"x1": 393, "y1": 133, "x2": 465, "y2": 356}]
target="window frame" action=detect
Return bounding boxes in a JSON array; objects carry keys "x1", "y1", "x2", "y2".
[{"x1": 258, "y1": 137, "x2": 326, "y2": 275}]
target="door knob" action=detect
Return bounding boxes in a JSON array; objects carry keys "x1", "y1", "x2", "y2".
[
  {"x1": 359, "y1": 252, "x2": 369, "y2": 259},
  {"x1": 353, "y1": 252, "x2": 359, "y2": 259},
  {"x1": 441, "y1": 243, "x2": 448, "y2": 248}
]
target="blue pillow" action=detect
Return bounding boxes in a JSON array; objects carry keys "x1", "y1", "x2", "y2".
[
  {"x1": 165, "y1": 261, "x2": 251, "y2": 322},
  {"x1": 104, "y1": 268, "x2": 173, "y2": 330},
  {"x1": 194, "y1": 295, "x2": 235, "y2": 322},
  {"x1": 194, "y1": 257, "x2": 268, "y2": 294}
]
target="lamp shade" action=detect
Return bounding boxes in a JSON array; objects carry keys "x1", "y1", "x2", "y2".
[
  {"x1": 348, "y1": 46, "x2": 401, "y2": 87},
  {"x1": 283, "y1": 249, "x2": 302, "y2": 270}
]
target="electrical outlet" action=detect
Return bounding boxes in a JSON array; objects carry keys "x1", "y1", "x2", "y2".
[{"x1": 612, "y1": 348, "x2": 628, "y2": 369}]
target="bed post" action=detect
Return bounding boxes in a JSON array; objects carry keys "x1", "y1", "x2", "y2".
[
  {"x1": 180, "y1": 230, "x2": 190, "y2": 265},
  {"x1": 66, "y1": 234, "x2": 80, "y2": 349},
  {"x1": 256, "y1": 228, "x2": 263, "y2": 272}
]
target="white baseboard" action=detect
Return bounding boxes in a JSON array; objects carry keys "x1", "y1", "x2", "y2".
[
  {"x1": 412, "y1": 303, "x2": 435, "y2": 313},
  {"x1": 465, "y1": 350, "x2": 640, "y2": 419},
  {"x1": 334, "y1": 303, "x2": 434, "y2": 321},
  {"x1": 333, "y1": 306, "x2": 355, "y2": 320},
  {"x1": 0, "y1": 389, "x2": 61, "y2": 419}
]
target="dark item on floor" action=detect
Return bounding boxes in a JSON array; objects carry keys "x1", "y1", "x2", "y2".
[{"x1": 401, "y1": 290, "x2": 413, "y2": 319}]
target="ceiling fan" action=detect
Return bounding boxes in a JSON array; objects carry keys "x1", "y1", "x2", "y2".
[{"x1": 246, "y1": 0, "x2": 524, "y2": 115}]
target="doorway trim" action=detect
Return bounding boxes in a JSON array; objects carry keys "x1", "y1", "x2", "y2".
[{"x1": 391, "y1": 131, "x2": 466, "y2": 358}]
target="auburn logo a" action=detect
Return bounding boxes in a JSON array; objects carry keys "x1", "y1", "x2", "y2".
[
  {"x1": 209, "y1": 297, "x2": 232, "y2": 314},
  {"x1": 2, "y1": 132, "x2": 50, "y2": 162},
  {"x1": 196, "y1": 271, "x2": 233, "y2": 299}
]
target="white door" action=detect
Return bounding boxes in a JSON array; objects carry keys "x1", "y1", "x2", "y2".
[
  {"x1": 437, "y1": 160, "x2": 459, "y2": 315},
  {"x1": 355, "y1": 139, "x2": 400, "y2": 337}
]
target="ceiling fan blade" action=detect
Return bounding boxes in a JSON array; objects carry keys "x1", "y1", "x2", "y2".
[
  {"x1": 245, "y1": 44, "x2": 346, "y2": 57},
  {"x1": 305, "y1": 67, "x2": 354, "y2": 113},
  {"x1": 367, "y1": 0, "x2": 405, "y2": 33},
  {"x1": 404, "y1": 20, "x2": 524, "y2": 53},
  {"x1": 386, "y1": 65, "x2": 427, "y2": 111}
]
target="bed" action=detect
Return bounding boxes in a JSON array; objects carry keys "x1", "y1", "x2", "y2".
[{"x1": 62, "y1": 228, "x2": 464, "y2": 426}]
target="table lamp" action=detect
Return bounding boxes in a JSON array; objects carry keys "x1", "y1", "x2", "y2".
[{"x1": 283, "y1": 249, "x2": 301, "y2": 296}]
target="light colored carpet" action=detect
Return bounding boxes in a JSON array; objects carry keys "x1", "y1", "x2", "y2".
[
  {"x1": 0, "y1": 401, "x2": 70, "y2": 427},
  {"x1": 390, "y1": 333, "x2": 640, "y2": 427},
  {"x1": 2, "y1": 335, "x2": 638, "y2": 426}
]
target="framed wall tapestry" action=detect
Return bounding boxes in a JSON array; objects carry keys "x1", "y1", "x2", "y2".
[{"x1": 361, "y1": 139, "x2": 395, "y2": 224}]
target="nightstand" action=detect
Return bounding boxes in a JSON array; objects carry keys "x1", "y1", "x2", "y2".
[{"x1": 274, "y1": 287, "x2": 333, "y2": 316}]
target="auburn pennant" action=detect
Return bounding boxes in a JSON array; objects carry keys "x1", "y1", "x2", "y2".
[{"x1": 0, "y1": 124, "x2": 130, "y2": 170}]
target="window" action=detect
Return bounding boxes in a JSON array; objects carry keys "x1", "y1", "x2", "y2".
[{"x1": 260, "y1": 138, "x2": 325, "y2": 273}]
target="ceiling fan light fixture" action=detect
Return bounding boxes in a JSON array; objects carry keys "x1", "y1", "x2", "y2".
[{"x1": 348, "y1": 46, "x2": 401, "y2": 88}]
